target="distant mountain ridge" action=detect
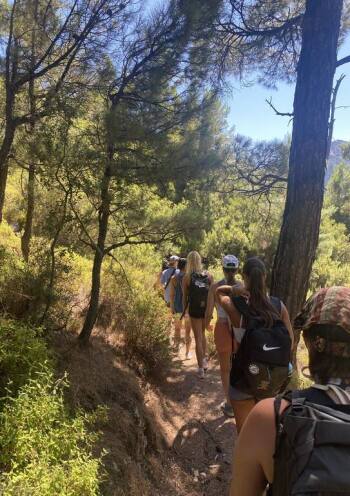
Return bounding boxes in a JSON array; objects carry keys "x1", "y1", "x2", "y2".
[{"x1": 326, "y1": 139, "x2": 350, "y2": 182}]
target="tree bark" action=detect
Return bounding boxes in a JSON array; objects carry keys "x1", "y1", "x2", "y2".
[
  {"x1": 78, "y1": 155, "x2": 112, "y2": 343},
  {"x1": 0, "y1": 121, "x2": 15, "y2": 222},
  {"x1": 271, "y1": 0, "x2": 343, "y2": 331},
  {"x1": 21, "y1": 1, "x2": 38, "y2": 260},
  {"x1": 21, "y1": 162, "x2": 36, "y2": 261}
]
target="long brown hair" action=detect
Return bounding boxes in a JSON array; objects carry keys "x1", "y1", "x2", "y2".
[
  {"x1": 243, "y1": 257, "x2": 279, "y2": 328},
  {"x1": 304, "y1": 324, "x2": 350, "y2": 384}
]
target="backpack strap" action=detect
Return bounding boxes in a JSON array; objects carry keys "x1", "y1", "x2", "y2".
[
  {"x1": 164, "y1": 268, "x2": 176, "y2": 290},
  {"x1": 269, "y1": 296, "x2": 282, "y2": 316},
  {"x1": 312, "y1": 384, "x2": 350, "y2": 405},
  {"x1": 232, "y1": 296, "x2": 250, "y2": 317},
  {"x1": 274, "y1": 394, "x2": 283, "y2": 434}
]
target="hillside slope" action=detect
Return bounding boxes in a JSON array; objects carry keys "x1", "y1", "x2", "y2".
[
  {"x1": 326, "y1": 140, "x2": 350, "y2": 181},
  {"x1": 52, "y1": 327, "x2": 234, "y2": 495}
]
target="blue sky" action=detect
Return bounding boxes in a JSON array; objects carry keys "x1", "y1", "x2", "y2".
[
  {"x1": 146, "y1": 0, "x2": 350, "y2": 142},
  {"x1": 226, "y1": 37, "x2": 350, "y2": 142}
]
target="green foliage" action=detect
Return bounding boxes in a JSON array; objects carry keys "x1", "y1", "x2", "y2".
[
  {"x1": 310, "y1": 206, "x2": 350, "y2": 291},
  {"x1": 0, "y1": 220, "x2": 91, "y2": 325},
  {"x1": 326, "y1": 162, "x2": 350, "y2": 234},
  {"x1": 120, "y1": 291, "x2": 172, "y2": 377},
  {"x1": 202, "y1": 193, "x2": 282, "y2": 268},
  {"x1": 0, "y1": 222, "x2": 36, "y2": 318},
  {"x1": 99, "y1": 245, "x2": 172, "y2": 376},
  {"x1": 0, "y1": 370, "x2": 102, "y2": 496},
  {"x1": 0, "y1": 319, "x2": 51, "y2": 396}
]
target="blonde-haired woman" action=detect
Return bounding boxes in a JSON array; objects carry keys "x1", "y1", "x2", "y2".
[{"x1": 182, "y1": 251, "x2": 213, "y2": 378}]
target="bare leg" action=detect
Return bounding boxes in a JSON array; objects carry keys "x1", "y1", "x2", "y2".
[
  {"x1": 217, "y1": 351, "x2": 231, "y2": 404},
  {"x1": 173, "y1": 317, "x2": 182, "y2": 351},
  {"x1": 201, "y1": 319, "x2": 207, "y2": 358},
  {"x1": 190, "y1": 317, "x2": 204, "y2": 368},
  {"x1": 184, "y1": 315, "x2": 192, "y2": 356},
  {"x1": 231, "y1": 399, "x2": 256, "y2": 434}
]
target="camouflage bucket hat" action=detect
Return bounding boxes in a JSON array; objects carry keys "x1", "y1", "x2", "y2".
[{"x1": 295, "y1": 287, "x2": 350, "y2": 358}]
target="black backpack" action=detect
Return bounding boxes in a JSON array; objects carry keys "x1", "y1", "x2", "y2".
[
  {"x1": 188, "y1": 272, "x2": 210, "y2": 318},
  {"x1": 272, "y1": 386, "x2": 350, "y2": 495},
  {"x1": 230, "y1": 296, "x2": 292, "y2": 400}
]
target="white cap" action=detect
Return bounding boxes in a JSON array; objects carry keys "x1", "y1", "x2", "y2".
[
  {"x1": 222, "y1": 254, "x2": 239, "y2": 269},
  {"x1": 169, "y1": 255, "x2": 179, "y2": 261}
]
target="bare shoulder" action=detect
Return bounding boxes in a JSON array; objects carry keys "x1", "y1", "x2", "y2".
[
  {"x1": 238, "y1": 397, "x2": 290, "y2": 451},
  {"x1": 248, "y1": 397, "x2": 289, "y2": 421},
  {"x1": 237, "y1": 398, "x2": 290, "y2": 482}
]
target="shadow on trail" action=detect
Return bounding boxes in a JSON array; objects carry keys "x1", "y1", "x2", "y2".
[{"x1": 172, "y1": 415, "x2": 236, "y2": 495}]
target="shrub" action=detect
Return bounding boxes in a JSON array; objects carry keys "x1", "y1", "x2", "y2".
[
  {"x1": 120, "y1": 291, "x2": 172, "y2": 377},
  {"x1": 0, "y1": 223, "x2": 28, "y2": 317},
  {"x1": 99, "y1": 246, "x2": 173, "y2": 376},
  {"x1": 0, "y1": 319, "x2": 51, "y2": 396},
  {"x1": 0, "y1": 369, "x2": 102, "y2": 496}
]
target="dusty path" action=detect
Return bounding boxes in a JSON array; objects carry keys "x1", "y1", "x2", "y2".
[{"x1": 147, "y1": 338, "x2": 236, "y2": 496}]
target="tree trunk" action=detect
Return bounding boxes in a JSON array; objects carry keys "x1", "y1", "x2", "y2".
[
  {"x1": 0, "y1": 122, "x2": 15, "y2": 222},
  {"x1": 271, "y1": 0, "x2": 343, "y2": 332},
  {"x1": 21, "y1": 0, "x2": 38, "y2": 259},
  {"x1": 21, "y1": 162, "x2": 36, "y2": 261},
  {"x1": 78, "y1": 157, "x2": 112, "y2": 343}
]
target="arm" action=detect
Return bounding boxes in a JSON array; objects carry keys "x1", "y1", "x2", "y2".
[
  {"x1": 230, "y1": 398, "x2": 290, "y2": 496},
  {"x1": 230, "y1": 400, "x2": 272, "y2": 496},
  {"x1": 216, "y1": 284, "x2": 233, "y2": 297},
  {"x1": 216, "y1": 283, "x2": 249, "y2": 299},
  {"x1": 215, "y1": 289, "x2": 242, "y2": 329},
  {"x1": 205, "y1": 283, "x2": 216, "y2": 327},
  {"x1": 281, "y1": 303, "x2": 294, "y2": 350}
]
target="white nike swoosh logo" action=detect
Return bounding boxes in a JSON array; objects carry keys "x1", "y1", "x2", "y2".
[{"x1": 263, "y1": 344, "x2": 281, "y2": 351}]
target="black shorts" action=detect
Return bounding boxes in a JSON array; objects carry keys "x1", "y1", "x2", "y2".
[{"x1": 188, "y1": 309, "x2": 205, "y2": 319}]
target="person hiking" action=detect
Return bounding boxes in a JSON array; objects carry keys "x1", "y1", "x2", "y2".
[
  {"x1": 160, "y1": 255, "x2": 179, "y2": 307},
  {"x1": 216, "y1": 257, "x2": 293, "y2": 432},
  {"x1": 182, "y1": 251, "x2": 213, "y2": 379},
  {"x1": 230, "y1": 286, "x2": 350, "y2": 496},
  {"x1": 205, "y1": 254, "x2": 240, "y2": 417},
  {"x1": 170, "y1": 258, "x2": 192, "y2": 360}
]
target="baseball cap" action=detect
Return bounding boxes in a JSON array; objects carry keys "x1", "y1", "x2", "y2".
[
  {"x1": 222, "y1": 254, "x2": 239, "y2": 269},
  {"x1": 169, "y1": 255, "x2": 179, "y2": 261}
]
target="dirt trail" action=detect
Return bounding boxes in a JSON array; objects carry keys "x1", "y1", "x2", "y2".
[{"x1": 147, "y1": 339, "x2": 236, "y2": 496}]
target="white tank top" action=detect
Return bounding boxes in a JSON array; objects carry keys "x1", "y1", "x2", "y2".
[
  {"x1": 216, "y1": 279, "x2": 230, "y2": 320},
  {"x1": 233, "y1": 315, "x2": 246, "y2": 343}
]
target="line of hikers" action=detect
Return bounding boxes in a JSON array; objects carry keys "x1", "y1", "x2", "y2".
[{"x1": 159, "y1": 252, "x2": 350, "y2": 496}]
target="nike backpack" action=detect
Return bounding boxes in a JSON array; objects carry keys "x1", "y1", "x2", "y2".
[
  {"x1": 230, "y1": 296, "x2": 292, "y2": 400},
  {"x1": 188, "y1": 272, "x2": 210, "y2": 318},
  {"x1": 272, "y1": 386, "x2": 350, "y2": 495}
]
